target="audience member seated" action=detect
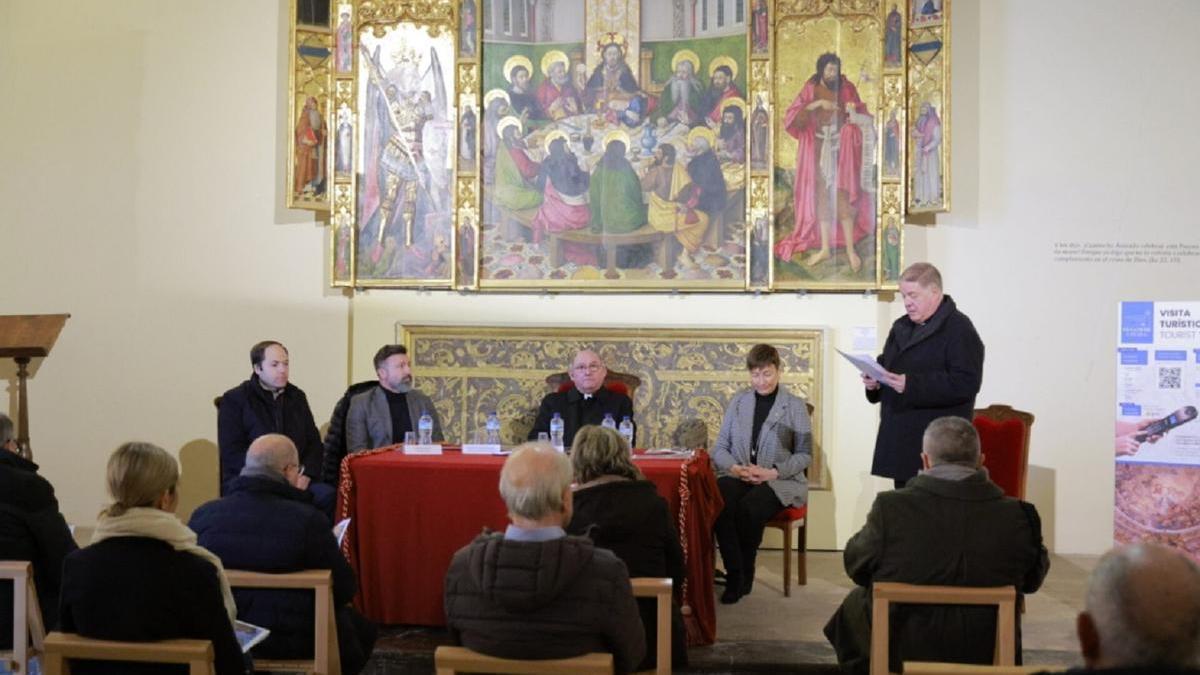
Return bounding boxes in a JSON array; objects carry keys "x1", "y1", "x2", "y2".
[
  {"x1": 217, "y1": 340, "x2": 333, "y2": 515},
  {"x1": 711, "y1": 343, "x2": 812, "y2": 604},
  {"x1": 345, "y1": 344, "x2": 443, "y2": 454},
  {"x1": 528, "y1": 349, "x2": 635, "y2": 448},
  {"x1": 443, "y1": 442, "x2": 645, "y2": 673},
  {"x1": 1072, "y1": 543, "x2": 1200, "y2": 674},
  {"x1": 190, "y1": 434, "x2": 377, "y2": 674},
  {"x1": 824, "y1": 416, "x2": 1050, "y2": 674},
  {"x1": 0, "y1": 412, "x2": 77, "y2": 651},
  {"x1": 59, "y1": 442, "x2": 249, "y2": 675},
  {"x1": 565, "y1": 425, "x2": 687, "y2": 670}
]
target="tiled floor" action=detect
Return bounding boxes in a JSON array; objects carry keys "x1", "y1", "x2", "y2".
[{"x1": 363, "y1": 549, "x2": 1097, "y2": 674}]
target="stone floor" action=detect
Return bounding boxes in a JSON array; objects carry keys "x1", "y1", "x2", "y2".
[{"x1": 358, "y1": 550, "x2": 1098, "y2": 674}]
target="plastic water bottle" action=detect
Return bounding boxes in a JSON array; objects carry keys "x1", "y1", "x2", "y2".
[
  {"x1": 485, "y1": 411, "x2": 501, "y2": 444},
  {"x1": 418, "y1": 411, "x2": 433, "y2": 445},
  {"x1": 602, "y1": 413, "x2": 617, "y2": 430},
  {"x1": 549, "y1": 412, "x2": 565, "y2": 448},
  {"x1": 618, "y1": 415, "x2": 634, "y2": 449}
]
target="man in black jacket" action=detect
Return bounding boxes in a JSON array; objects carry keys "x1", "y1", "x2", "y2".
[
  {"x1": 0, "y1": 413, "x2": 77, "y2": 650},
  {"x1": 863, "y1": 262, "x2": 984, "y2": 487},
  {"x1": 444, "y1": 442, "x2": 645, "y2": 673},
  {"x1": 191, "y1": 434, "x2": 376, "y2": 674},
  {"x1": 528, "y1": 349, "x2": 635, "y2": 448},
  {"x1": 824, "y1": 416, "x2": 1049, "y2": 674},
  {"x1": 218, "y1": 341, "x2": 333, "y2": 514}
]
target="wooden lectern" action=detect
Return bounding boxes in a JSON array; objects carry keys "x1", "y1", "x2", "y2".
[{"x1": 0, "y1": 314, "x2": 69, "y2": 460}]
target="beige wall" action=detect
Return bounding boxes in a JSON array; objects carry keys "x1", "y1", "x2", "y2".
[{"x1": 3, "y1": 1, "x2": 1198, "y2": 553}]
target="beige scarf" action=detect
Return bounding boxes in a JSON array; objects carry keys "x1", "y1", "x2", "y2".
[{"x1": 90, "y1": 507, "x2": 238, "y2": 625}]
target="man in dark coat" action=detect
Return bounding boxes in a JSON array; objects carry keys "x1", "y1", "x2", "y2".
[
  {"x1": 1074, "y1": 543, "x2": 1200, "y2": 674},
  {"x1": 864, "y1": 262, "x2": 984, "y2": 487},
  {"x1": 319, "y1": 379, "x2": 377, "y2": 487},
  {"x1": 824, "y1": 416, "x2": 1049, "y2": 674},
  {"x1": 529, "y1": 349, "x2": 635, "y2": 448},
  {"x1": 218, "y1": 341, "x2": 332, "y2": 512},
  {"x1": 190, "y1": 434, "x2": 377, "y2": 674},
  {"x1": 444, "y1": 443, "x2": 645, "y2": 673},
  {"x1": 0, "y1": 413, "x2": 77, "y2": 649}
]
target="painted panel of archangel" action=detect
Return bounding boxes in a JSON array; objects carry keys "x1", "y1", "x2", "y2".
[
  {"x1": 771, "y1": 11, "x2": 881, "y2": 289},
  {"x1": 478, "y1": 0, "x2": 749, "y2": 289},
  {"x1": 354, "y1": 22, "x2": 455, "y2": 284}
]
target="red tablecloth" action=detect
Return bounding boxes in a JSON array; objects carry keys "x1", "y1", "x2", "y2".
[{"x1": 336, "y1": 447, "x2": 723, "y2": 645}]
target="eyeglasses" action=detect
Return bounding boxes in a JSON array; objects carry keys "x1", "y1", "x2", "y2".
[
  {"x1": 572, "y1": 363, "x2": 603, "y2": 373},
  {"x1": 285, "y1": 463, "x2": 305, "y2": 476}
]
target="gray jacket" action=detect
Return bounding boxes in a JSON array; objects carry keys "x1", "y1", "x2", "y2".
[
  {"x1": 711, "y1": 385, "x2": 812, "y2": 507},
  {"x1": 346, "y1": 385, "x2": 444, "y2": 452}
]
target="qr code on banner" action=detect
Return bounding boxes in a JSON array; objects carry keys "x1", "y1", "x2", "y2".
[{"x1": 1159, "y1": 367, "x2": 1182, "y2": 389}]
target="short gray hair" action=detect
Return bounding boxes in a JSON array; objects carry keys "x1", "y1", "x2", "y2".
[
  {"x1": 499, "y1": 442, "x2": 573, "y2": 520},
  {"x1": 900, "y1": 262, "x2": 943, "y2": 290},
  {"x1": 1086, "y1": 543, "x2": 1200, "y2": 668},
  {"x1": 922, "y1": 416, "x2": 980, "y2": 466},
  {"x1": 0, "y1": 413, "x2": 13, "y2": 446},
  {"x1": 242, "y1": 434, "x2": 299, "y2": 477}
]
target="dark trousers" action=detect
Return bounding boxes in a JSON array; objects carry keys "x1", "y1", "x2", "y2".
[{"x1": 714, "y1": 477, "x2": 784, "y2": 579}]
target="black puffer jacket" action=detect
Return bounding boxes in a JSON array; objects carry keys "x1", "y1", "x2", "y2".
[
  {"x1": 0, "y1": 451, "x2": 76, "y2": 649},
  {"x1": 319, "y1": 380, "x2": 377, "y2": 485},
  {"x1": 444, "y1": 532, "x2": 646, "y2": 674}
]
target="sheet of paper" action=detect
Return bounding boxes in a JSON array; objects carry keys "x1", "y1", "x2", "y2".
[
  {"x1": 234, "y1": 620, "x2": 271, "y2": 653},
  {"x1": 333, "y1": 518, "x2": 351, "y2": 547},
  {"x1": 836, "y1": 349, "x2": 893, "y2": 386}
]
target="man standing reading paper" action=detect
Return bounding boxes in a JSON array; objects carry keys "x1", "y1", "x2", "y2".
[{"x1": 864, "y1": 263, "x2": 984, "y2": 487}]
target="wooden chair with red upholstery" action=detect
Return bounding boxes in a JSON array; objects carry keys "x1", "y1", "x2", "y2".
[
  {"x1": 972, "y1": 405, "x2": 1034, "y2": 500},
  {"x1": 544, "y1": 370, "x2": 642, "y2": 401},
  {"x1": 763, "y1": 401, "x2": 815, "y2": 597}
]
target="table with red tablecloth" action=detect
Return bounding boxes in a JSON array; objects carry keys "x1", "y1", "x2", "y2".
[{"x1": 336, "y1": 447, "x2": 723, "y2": 645}]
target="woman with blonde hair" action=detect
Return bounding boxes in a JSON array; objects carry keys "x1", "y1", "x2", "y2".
[
  {"x1": 565, "y1": 425, "x2": 687, "y2": 670},
  {"x1": 58, "y1": 442, "x2": 249, "y2": 674}
]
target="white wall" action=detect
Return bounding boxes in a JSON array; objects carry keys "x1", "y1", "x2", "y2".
[
  {"x1": 3, "y1": 0, "x2": 1198, "y2": 553},
  {"x1": 0, "y1": 1, "x2": 350, "y2": 526}
]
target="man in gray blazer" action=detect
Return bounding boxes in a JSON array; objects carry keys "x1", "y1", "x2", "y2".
[{"x1": 346, "y1": 345, "x2": 444, "y2": 452}]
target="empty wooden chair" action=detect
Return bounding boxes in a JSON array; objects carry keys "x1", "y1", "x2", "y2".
[
  {"x1": 764, "y1": 505, "x2": 808, "y2": 596},
  {"x1": 870, "y1": 582, "x2": 1017, "y2": 675},
  {"x1": 224, "y1": 569, "x2": 341, "y2": 675},
  {"x1": 1, "y1": 561, "x2": 45, "y2": 675},
  {"x1": 434, "y1": 645, "x2": 613, "y2": 674},
  {"x1": 630, "y1": 577, "x2": 672, "y2": 675},
  {"x1": 41, "y1": 632, "x2": 214, "y2": 675},
  {"x1": 904, "y1": 664, "x2": 1056, "y2": 675}
]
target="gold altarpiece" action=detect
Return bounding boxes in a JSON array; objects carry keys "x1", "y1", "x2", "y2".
[{"x1": 287, "y1": 0, "x2": 950, "y2": 292}]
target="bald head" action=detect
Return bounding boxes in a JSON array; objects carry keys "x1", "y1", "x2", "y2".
[
  {"x1": 569, "y1": 349, "x2": 607, "y2": 395},
  {"x1": 243, "y1": 434, "x2": 300, "y2": 477},
  {"x1": 1079, "y1": 543, "x2": 1200, "y2": 669},
  {"x1": 498, "y1": 442, "x2": 574, "y2": 524}
]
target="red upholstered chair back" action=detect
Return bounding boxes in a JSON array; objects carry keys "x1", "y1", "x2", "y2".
[
  {"x1": 972, "y1": 404, "x2": 1034, "y2": 500},
  {"x1": 546, "y1": 370, "x2": 641, "y2": 400}
]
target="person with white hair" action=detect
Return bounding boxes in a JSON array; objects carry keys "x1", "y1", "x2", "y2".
[
  {"x1": 824, "y1": 416, "x2": 1049, "y2": 674},
  {"x1": 444, "y1": 442, "x2": 645, "y2": 673},
  {"x1": 1075, "y1": 543, "x2": 1200, "y2": 673}
]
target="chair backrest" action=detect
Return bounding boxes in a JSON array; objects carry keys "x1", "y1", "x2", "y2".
[
  {"x1": 546, "y1": 370, "x2": 642, "y2": 401},
  {"x1": 870, "y1": 582, "x2": 1017, "y2": 675},
  {"x1": 434, "y1": 645, "x2": 613, "y2": 674},
  {"x1": 903, "y1": 663, "x2": 1055, "y2": 675},
  {"x1": 41, "y1": 632, "x2": 214, "y2": 675},
  {"x1": 972, "y1": 405, "x2": 1034, "y2": 500},
  {"x1": 1, "y1": 561, "x2": 45, "y2": 675},
  {"x1": 630, "y1": 577, "x2": 672, "y2": 675},
  {"x1": 224, "y1": 569, "x2": 341, "y2": 675}
]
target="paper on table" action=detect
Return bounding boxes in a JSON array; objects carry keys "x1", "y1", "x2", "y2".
[{"x1": 836, "y1": 349, "x2": 893, "y2": 387}]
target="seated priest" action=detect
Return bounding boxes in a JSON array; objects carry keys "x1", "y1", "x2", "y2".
[{"x1": 528, "y1": 349, "x2": 635, "y2": 448}]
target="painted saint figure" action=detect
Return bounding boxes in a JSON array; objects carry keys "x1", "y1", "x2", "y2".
[
  {"x1": 335, "y1": 10, "x2": 353, "y2": 72},
  {"x1": 335, "y1": 105, "x2": 353, "y2": 176},
  {"x1": 533, "y1": 133, "x2": 593, "y2": 265},
  {"x1": 459, "y1": 104, "x2": 477, "y2": 169},
  {"x1": 460, "y1": 0, "x2": 476, "y2": 56},
  {"x1": 493, "y1": 117, "x2": 543, "y2": 213},
  {"x1": 586, "y1": 35, "x2": 644, "y2": 122},
  {"x1": 702, "y1": 59, "x2": 744, "y2": 126},
  {"x1": 481, "y1": 89, "x2": 511, "y2": 185},
  {"x1": 750, "y1": 99, "x2": 769, "y2": 170},
  {"x1": 752, "y1": 0, "x2": 769, "y2": 53},
  {"x1": 656, "y1": 50, "x2": 703, "y2": 126},
  {"x1": 884, "y1": 5, "x2": 902, "y2": 67},
  {"x1": 912, "y1": 102, "x2": 942, "y2": 207},
  {"x1": 884, "y1": 109, "x2": 900, "y2": 176},
  {"x1": 674, "y1": 127, "x2": 727, "y2": 260},
  {"x1": 717, "y1": 101, "x2": 746, "y2": 192},
  {"x1": 536, "y1": 51, "x2": 583, "y2": 121},
  {"x1": 775, "y1": 52, "x2": 874, "y2": 272},
  {"x1": 589, "y1": 137, "x2": 646, "y2": 235},
  {"x1": 504, "y1": 56, "x2": 540, "y2": 118},
  {"x1": 294, "y1": 95, "x2": 326, "y2": 198}
]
